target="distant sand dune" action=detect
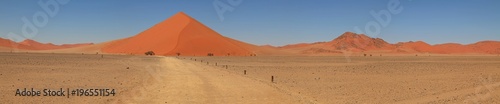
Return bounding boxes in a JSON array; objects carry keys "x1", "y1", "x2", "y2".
[
  {"x1": 1, "y1": 12, "x2": 498, "y2": 56},
  {"x1": 279, "y1": 32, "x2": 500, "y2": 55}
]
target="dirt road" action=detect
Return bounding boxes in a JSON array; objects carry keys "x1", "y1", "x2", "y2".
[{"x1": 113, "y1": 57, "x2": 307, "y2": 103}]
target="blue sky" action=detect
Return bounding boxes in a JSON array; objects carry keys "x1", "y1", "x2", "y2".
[{"x1": 0, "y1": 0, "x2": 499, "y2": 46}]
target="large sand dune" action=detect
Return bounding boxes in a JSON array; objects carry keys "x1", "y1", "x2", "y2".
[{"x1": 101, "y1": 12, "x2": 275, "y2": 56}]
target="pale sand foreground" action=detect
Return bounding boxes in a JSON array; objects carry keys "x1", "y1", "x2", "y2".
[
  {"x1": 191, "y1": 56, "x2": 500, "y2": 103},
  {"x1": 0, "y1": 53, "x2": 304, "y2": 103},
  {"x1": 1, "y1": 53, "x2": 500, "y2": 103}
]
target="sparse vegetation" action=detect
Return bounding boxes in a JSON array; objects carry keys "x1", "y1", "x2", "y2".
[{"x1": 145, "y1": 51, "x2": 155, "y2": 56}]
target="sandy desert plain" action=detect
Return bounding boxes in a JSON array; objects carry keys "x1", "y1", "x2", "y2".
[{"x1": 1, "y1": 52, "x2": 499, "y2": 104}]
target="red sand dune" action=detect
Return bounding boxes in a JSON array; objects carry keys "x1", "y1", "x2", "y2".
[
  {"x1": 325, "y1": 32, "x2": 395, "y2": 52},
  {"x1": 467, "y1": 41, "x2": 500, "y2": 54},
  {"x1": 101, "y1": 12, "x2": 278, "y2": 56},
  {"x1": 37, "y1": 42, "x2": 110, "y2": 54},
  {"x1": 280, "y1": 32, "x2": 500, "y2": 55},
  {"x1": 60, "y1": 43, "x2": 94, "y2": 48},
  {"x1": 1, "y1": 12, "x2": 497, "y2": 56},
  {"x1": 19, "y1": 39, "x2": 93, "y2": 50},
  {"x1": 280, "y1": 42, "x2": 325, "y2": 49},
  {"x1": 0, "y1": 38, "x2": 33, "y2": 50},
  {"x1": 0, "y1": 38, "x2": 93, "y2": 50},
  {"x1": 279, "y1": 32, "x2": 397, "y2": 54},
  {"x1": 394, "y1": 41, "x2": 500, "y2": 54},
  {"x1": 19, "y1": 39, "x2": 63, "y2": 50},
  {"x1": 395, "y1": 41, "x2": 436, "y2": 53}
]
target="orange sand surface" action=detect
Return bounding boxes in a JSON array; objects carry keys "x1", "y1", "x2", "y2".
[
  {"x1": 0, "y1": 38, "x2": 92, "y2": 51},
  {"x1": 279, "y1": 32, "x2": 500, "y2": 55},
  {"x1": 101, "y1": 12, "x2": 277, "y2": 56}
]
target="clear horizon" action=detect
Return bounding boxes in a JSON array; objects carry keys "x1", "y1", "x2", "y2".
[{"x1": 0, "y1": 0, "x2": 499, "y2": 46}]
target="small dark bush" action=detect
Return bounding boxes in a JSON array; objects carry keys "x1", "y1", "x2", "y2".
[{"x1": 145, "y1": 51, "x2": 155, "y2": 56}]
